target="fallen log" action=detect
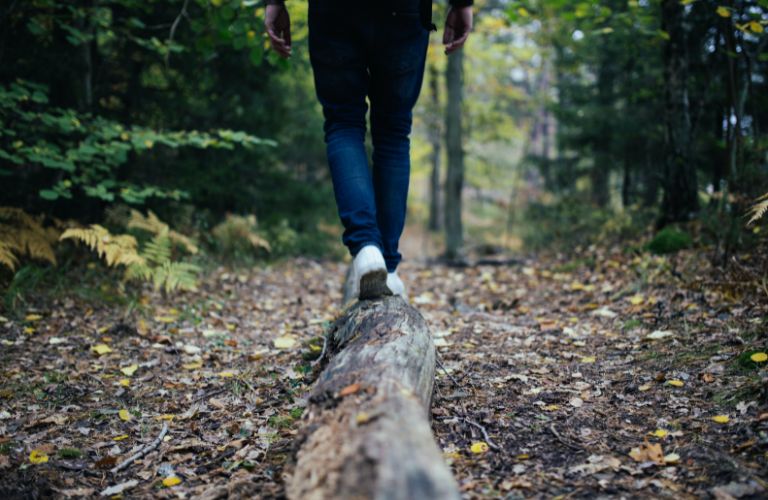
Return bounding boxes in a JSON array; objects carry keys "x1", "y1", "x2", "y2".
[{"x1": 287, "y1": 295, "x2": 460, "y2": 500}]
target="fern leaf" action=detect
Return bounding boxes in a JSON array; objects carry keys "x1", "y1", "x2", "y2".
[
  {"x1": 142, "y1": 233, "x2": 172, "y2": 265},
  {"x1": 0, "y1": 242, "x2": 19, "y2": 271},
  {"x1": 747, "y1": 192, "x2": 768, "y2": 226}
]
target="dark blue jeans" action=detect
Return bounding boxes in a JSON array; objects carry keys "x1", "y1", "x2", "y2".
[{"x1": 308, "y1": 0, "x2": 429, "y2": 272}]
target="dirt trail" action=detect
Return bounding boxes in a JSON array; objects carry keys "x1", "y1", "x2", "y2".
[{"x1": 0, "y1": 250, "x2": 766, "y2": 498}]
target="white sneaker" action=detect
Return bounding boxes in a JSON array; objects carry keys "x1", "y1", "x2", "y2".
[
  {"x1": 350, "y1": 245, "x2": 389, "y2": 300},
  {"x1": 386, "y1": 271, "x2": 407, "y2": 299}
]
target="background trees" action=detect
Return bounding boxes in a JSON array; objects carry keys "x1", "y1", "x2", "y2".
[{"x1": 1, "y1": 0, "x2": 767, "y2": 279}]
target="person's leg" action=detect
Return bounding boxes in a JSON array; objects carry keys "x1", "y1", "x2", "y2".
[
  {"x1": 368, "y1": 6, "x2": 429, "y2": 272},
  {"x1": 308, "y1": 5, "x2": 382, "y2": 257}
]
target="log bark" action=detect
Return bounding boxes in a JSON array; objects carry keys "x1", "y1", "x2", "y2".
[{"x1": 287, "y1": 296, "x2": 459, "y2": 500}]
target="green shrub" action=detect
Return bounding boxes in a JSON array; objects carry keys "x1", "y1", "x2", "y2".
[{"x1": 646, "y1": 227, "x2": 692, "y2": 255}]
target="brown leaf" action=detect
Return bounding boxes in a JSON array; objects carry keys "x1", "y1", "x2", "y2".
[
  {"x1": 629, "y1": 441, "x2": 664, "y2": 464},
  {"x1": 94, "y1": 455, "x2": 118, "y2": 469},
  {"x1": 339, "y1": 383, "x2": 361, "y2": 397}
]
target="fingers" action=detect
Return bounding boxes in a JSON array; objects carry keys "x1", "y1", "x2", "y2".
[
  {"x1": 444, "y1": 31, "x2": 469, "y2": 54},
  {"x1": 267, "y1": 27, "x2": 291, "y2": 58}
]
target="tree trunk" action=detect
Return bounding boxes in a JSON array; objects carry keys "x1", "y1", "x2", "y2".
[
  {"x1": 428, "y1": 64, "x2": 442, "y2": 232},
  {"x1": 287, "y1": 295, "x2": 460, "y2": 500},
  {"x1": 444, "y1": 50, "x2": 465, "y2": 261},
  {"x1": 659, "y1": 0, "x2": 699, "y2": 224}
]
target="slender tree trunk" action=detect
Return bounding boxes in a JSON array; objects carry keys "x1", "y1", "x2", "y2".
[
  {"x1": 660, "y1": 0, "x2": 698, "y2": 224},
  {"x1": 444, "y1": 50, "x2": 465, "y2": 261},
  {"x1": 592, "y1": 56, "x2": 613, "y2": 208},
  {"x1": 428, "y1": 64, "x2": 442, "y2": 232}
]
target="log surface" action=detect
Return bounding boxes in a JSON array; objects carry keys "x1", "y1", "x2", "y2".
[{"x1": 287, "y1": 296, "x2": 460, "y2": 500}]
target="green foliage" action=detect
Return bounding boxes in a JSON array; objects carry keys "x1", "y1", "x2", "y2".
[
  {"x1": 646, "y1": 227, "x2": 693, "y2": 255},
  {"x1": 1, "y1": 80, "x2": 273, "y2": 206}
]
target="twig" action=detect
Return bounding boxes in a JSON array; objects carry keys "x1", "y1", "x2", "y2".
[
  {"x1": 110, "y1": 422, "x2": 169, "y2": 474},
  {"x1": 549, "y1": 423, "x2": 583, "y2": 452},
  {"x1": 165, "y1": 0, "x2": 190, "y2": 67},
  {"x1": 435, "y1": 354, "x2": 463, "y2": 388},
  {"x1": 311, "y1": 333, "x2": 329, "y2": 368},
  {"x1": 464, "y1": 418, "x2": 501, "y2": 451}
]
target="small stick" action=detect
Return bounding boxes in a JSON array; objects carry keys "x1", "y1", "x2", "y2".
[
  {"x1": 464, "y1": 418, "x2": 501, "y2": 451},
  {"x1": 435, "y1": 355, "x2": 463, "y2": 388},
  {"x1": 549, "y1": 423, "x2": 582, "y2": 452},
  {"x1": 110, "y1": 422, "x2": 169, "y2": 474}
]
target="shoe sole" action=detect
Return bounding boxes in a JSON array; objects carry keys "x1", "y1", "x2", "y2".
[{"x1": 359, "y1": 269, "x2": 390, "y2": 300}]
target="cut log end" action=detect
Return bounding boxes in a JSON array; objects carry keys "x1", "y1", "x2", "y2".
[{"x1": 287, "y1": 296, "x2": 459, "y2": 500}]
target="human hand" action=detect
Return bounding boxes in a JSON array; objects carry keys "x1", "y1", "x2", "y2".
[
  {"x1": 265, "y1": 3, "x2": 291, "y2": 58},
  {"x1": 443, "y1": 6, "x2": 473, "y2": 55}
]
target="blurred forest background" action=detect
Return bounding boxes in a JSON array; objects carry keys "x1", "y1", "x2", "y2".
[{"x1": 1, "y1": 0, "x2": 767, "y2": 301}]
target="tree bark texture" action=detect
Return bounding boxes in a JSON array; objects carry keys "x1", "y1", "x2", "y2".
[
  {"x1": 444, "y1": 50, "x2": 465, "y2": 261},
  {"x1": 660, "y1": 0, "x2": 699, "y2": 224},
  {"x1": 287, "y1": 296, "x2": 460, "y2": 500}
]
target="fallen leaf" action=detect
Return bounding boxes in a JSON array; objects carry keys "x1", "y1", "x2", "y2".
[
  {"x1": 646, "y1": 330, "x2": 674, "y2": 340},
  {"x1": 339, "y1": 383, "x2": 361, "y2": 397},
  {"x1": 91, "y1": 344, "x2": 112, "y2": 356},
  {"x1": 542, "y1": 404, "x2": 559, "y2": 411},
  {"x1": 470, "y1": 441, "x2": 489, "y2": 454},
  {"x1": 112, "y1": 435, "x2": 129, "y2": 441},
  {"x1": 29, "y1": 450, "x2": 49, "y2": 464},
  {"x1": 119, "y1": 378, "x2": 130, "y2": 387},
  {"x1": 183, "y1": 361, "x2": 203, "y2": 370},
  {"x1": 120, "y1": 364, "x2": 138, "y2": 376},
  {"x1": 651, "y1": 429, "x2": 668, "y2": 438},
  {"x1": 118, "y1": 409, "x2": 131, "y2": 422},
  {"x1": 667, "y1": 379, "x2": 684, "y2": 387},
  {"x1": 629, "y1": 441, "x2": 664, "y2": 464},
  {"x1": 712, "y1": 415, "x2": 730, "y2": 424},
  {"x1": 750, "y1": 352, "x2": 767, "y2": 363},
  {"x1": 580, "y1": 356, "x2": 596, "y2": 363},
  {"x1": 162, "y1": 476, "x2": 182, "y2": 487},
  {"x1": 663, "y1": 452, "x2": 680, "y2": 464},
  {"x1": 273, "y1": 335, "x2": 296, "y2": 349},
  {"x1": 25, "y1": 314, "x2": 43, "y2": 321}
]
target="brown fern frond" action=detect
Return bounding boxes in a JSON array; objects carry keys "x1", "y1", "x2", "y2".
[
  {"x1": 746, "y1": 192, "x2": 768, "y2": 226},
  {"x1": 61, "y1": 225, "x2": 142, "y2": 268},
  {"x1": 128, "y1": 209, "x2": 198, "y2": 254},
  {"x1": 0, "y1": 242, "x2": 19, "y2": 271}
]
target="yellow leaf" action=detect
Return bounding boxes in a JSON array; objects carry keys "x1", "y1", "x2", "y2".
[
  {"x1": 712, "y1": 415, "x2": 730, "y2": 424},
  {"x1": 29, "y1": 450, "x2": 49, "y2": 464},
  {"x1": 273, "y1": 335, "x2": 297, "y2": 349},
  {"x1": 24, "y1": 327, "x2": 36, "y2": 335},
  {"x1": 118, "y1": 409, "x2": 131, "y2": 422},
  {"x1": 113, "y1": 435, "x2": 129, "y2": 441},
  {"x1": 652, "y1": 429, "x2": 668, "y2": 438},
  {"x1": 667, "y1": 379, "x2": 684, "y2": 387},
  {"x1": 470, "y1": 442, "x2": 489, "y2": 454},
  {"x1": 716, "y1": 6, "x2": 731, "y2": 18},
  {"x1": 155, "y1": 414, "x2": 175, "y2": 421},
  {"x1": 750, "y1": 352, "x2": 767, "y2": 363},
  {"x1": 119, "y1": 378, "x2": 131, "y2": 387},
  {"x1": 628, "y1": 294, "x2": 644, "y2": 305},
  {"x1": 120, "y1": 364, "x2": 138, "y2": 377},
  {"x1": 218, "y1": 371, "x2": 235, "y2": 378},
  {"x1": 154, "y1": 315, "x2": 176, "y2": 323},
  {"x1": 749, "y1": 21, "x2": 764, "y2": 33},
  {"x1": 663, "y1": 452, "x2": 680, "y2": 464},
  {"x1": 580, "y1": 356, "x2": 596, "y2": 363},
  {"x1": 144, "y1": 139, "x2": 154, "y2": 149},
  {"x1": 25, "y1": 314, "x2": 42, "y2": 321},
  {"x1": 542, "y1": 404, "x2": 560, "y2": 411},
  {"x1": 162, "y1": 476, "x2": 182, "y2": 487},
  {"x1": 183, "y1": 361, "x2": 202, "y2": 370},
  {"x1": 91, "y1": 344, "x2": 113, "y2": 356}
]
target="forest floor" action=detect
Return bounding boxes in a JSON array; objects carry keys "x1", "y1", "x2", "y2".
[{"x1": 0, "y1": 245, "x2": 767, "y2": 499}]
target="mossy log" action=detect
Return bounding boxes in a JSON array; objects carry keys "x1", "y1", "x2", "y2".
[{"x1": 287, "y1": 295, "x2": 460, "y2": 500}]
